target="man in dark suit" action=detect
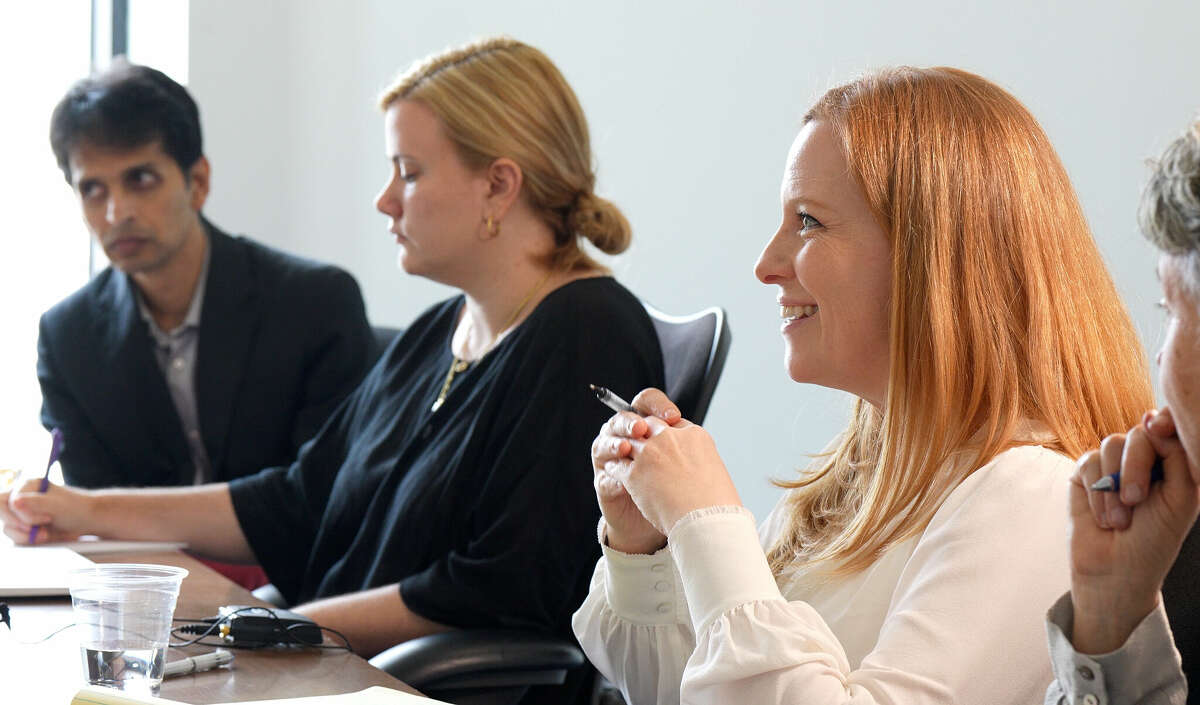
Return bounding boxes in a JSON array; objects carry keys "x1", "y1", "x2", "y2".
[{"x1": 39, "y1": 59, "x2": 372, "y2": 492}]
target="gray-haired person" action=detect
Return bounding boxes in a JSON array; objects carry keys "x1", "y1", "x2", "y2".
[{"x1": 1045, "y1": 120, "x2": 1200, "y2": 704}]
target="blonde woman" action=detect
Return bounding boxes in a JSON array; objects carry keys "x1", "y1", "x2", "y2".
[
  {"x1": 2, "y1": 37, "x2": 664, "y2": 675},
  {"x1": 575, "y1": 67, "x2": 1152, "y2": 704}
]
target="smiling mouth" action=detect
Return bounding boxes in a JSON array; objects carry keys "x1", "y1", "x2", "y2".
[{"x1": 780, "y1": 304, "x2": 818, "y2": 322}]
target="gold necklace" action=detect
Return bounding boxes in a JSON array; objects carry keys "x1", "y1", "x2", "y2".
[{"x1": 431, "y1": 270, "x2": 555, "y2": 412}]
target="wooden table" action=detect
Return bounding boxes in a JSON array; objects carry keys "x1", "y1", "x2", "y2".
[{"x1": 1, "y1": 551, "x2": 419, "y2": 702}]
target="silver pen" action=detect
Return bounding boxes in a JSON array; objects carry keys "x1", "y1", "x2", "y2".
[
  {"x1": 164, "y1": 649, "x2": 234, "y2": 678},
  {"x1": 589, "y1": 384, "x2": 635, "y2": 413}
]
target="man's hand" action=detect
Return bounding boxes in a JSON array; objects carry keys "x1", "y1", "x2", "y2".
[
  {"x1": 1069, "y1": 408, "x2": 1200, "y2": 654},
  {"x1": 1, "y1": 478, "x2": 92, "y2": 544}
]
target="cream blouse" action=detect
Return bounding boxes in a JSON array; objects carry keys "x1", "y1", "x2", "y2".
[{"x1": 572, "y1": 444, "x2": 1074, "y2": 705}]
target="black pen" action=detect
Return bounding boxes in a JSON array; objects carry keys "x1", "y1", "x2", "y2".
[
  {"x1": 1090, "y1": 458, "x2": 1165, "y2": 492},
  {"x1": 589, "y1": 384, "x2": 634, "y2": 414}
]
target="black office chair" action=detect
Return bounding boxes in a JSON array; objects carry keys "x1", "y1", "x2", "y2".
[
  {"x1": 371, "y1": 325, "x2": 405, "y2": 367},
  {"x1": 369, "y1": 631, "x2": 587, "y2": 705},
  {"x1": 641, "y1": 302, "x2": 731, "y2": 424}
]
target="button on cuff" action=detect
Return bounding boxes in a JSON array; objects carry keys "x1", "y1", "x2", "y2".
[{"x1": 601, "y1": 542, "x2": 682, "y2": 625}]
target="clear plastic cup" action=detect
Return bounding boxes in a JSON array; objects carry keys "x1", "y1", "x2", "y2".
[{"x1": 68, "y1": 564, "x2": 188, "y2": 695}]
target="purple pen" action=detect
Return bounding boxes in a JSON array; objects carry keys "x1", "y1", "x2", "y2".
[{"x1": 27, "y1": 428, "x2": 64, "y2": 544}]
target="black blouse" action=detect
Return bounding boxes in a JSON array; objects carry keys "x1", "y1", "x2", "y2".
[{"x1": 229, "y1": 277, "x2": 664, "y2": 635}]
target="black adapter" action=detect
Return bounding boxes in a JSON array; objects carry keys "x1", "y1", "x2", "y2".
[{"x1": 213, "y1": 606, "x2": 323, "y2": 647}]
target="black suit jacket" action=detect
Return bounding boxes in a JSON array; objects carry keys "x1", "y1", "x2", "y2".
[
  {"x1": 37, "y1": 221, "x2": 373, "y2": 488},
  {"x1": 1163, "y1": 521, "x2": 1199, "y2": 698}
]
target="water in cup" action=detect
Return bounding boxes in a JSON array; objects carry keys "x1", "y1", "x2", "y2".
[
  {"x1": 69, "y1": 564, "x2": 187, "y2": 695},
  {"x1": 80, "y1": 644, "x2": 166, "y2": 690}
]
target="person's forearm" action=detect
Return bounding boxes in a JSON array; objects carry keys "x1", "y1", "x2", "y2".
[
  {"x1": 292, "y1": 584, "x2": 453, "y2": 657},
  {"x1": 86, "y1": 484, "x2": 256, "y2": 563},
  {"x1": 1070, "y1": 589, "x2": 1160, "y2": 655}
]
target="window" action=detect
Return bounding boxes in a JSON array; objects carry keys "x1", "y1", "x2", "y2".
[
  {"x1": 0, "y1": 5, "x2": 93, "y2": 481},
  {"x1": 127, "y1": 0, "x2": 189, "y2": 84},
  {"x1": 0, "y1": 1, "x2": 189, "y2": 487}
]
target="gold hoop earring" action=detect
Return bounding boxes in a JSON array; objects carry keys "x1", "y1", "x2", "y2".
[{"x1": 484, "y1": 215, "x2": 500, "y2": 237}]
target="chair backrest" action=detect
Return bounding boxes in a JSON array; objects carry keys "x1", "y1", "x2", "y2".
[
  {"x1": 642, "y1": 303, "x2": 731, "y2": 424},
  {"x1": 370, "y1": 325, "x2": 405, "y2": 368},
  {"x1": 1162, "y1": 519, "x2": 1199, "y2": 693},
  {"x1": 369, "y1": 629, "x2": 588, "y2": 705}
]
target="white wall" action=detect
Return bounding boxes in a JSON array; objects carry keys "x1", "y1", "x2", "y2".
[{"x1": 188, "y1": 0, "x2": 1200, "y2": 519}]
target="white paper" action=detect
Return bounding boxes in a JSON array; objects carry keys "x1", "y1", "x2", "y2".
[
  {"x1": 0, "y1": 545, "x2": 94, "y2": 596},
  {"x1": 233, "y1": 686, "x2": 451, "y2": 704},
  {"x1": 49, "y1": 537, "x2": 189, "y2": 555},
  {"x1": 69, "y1": 685, "x2": 449, "y2": 705}
]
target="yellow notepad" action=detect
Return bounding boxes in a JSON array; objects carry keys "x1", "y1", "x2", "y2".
[{"x1": 69, "y1": 685, "x2": 449, "y2": 705}]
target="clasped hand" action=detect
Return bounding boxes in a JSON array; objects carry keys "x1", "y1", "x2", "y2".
[
  {"x1": 590, "y1": 388, "x2": 741, "y2": 555},
  {"x1": 1069, "y1": 407, "x2": 1200, "y2": 654}
]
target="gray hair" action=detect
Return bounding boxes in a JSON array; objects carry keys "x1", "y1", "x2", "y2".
[{"x1": 1140, "y1": 120, "x2": 1200, "y2": 295}]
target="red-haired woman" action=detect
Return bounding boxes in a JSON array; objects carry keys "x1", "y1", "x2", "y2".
[{"x1": 575, "y1": 67, "x2": 1154, "y2": 704}]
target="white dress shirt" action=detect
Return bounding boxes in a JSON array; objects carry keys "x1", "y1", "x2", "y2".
[
  {"x1": 573, "y1": 444, "x2": 1075, "y2": 705},
  {"x1": 134, "y1": 245, "x2": 213, "y2": 484}
]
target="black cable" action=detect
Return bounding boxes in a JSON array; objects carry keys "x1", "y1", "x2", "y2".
[
  {"x1": 170, "y1": 622, "x2": 224, "y2": 648},
  {"x1": 290, "y1": 623, "x2": 353, "y2": 652},
  {"x1": 13, "y1": 621, "x2": 83, "y2": 645},
  {"x1": 170, "y1": 605, "x2": 255, "y2": 647},
  {"x1": 6, "y1": 609, "x2": 351, "y2": 652},
  {"x1": 170, "y1": 606, "x2": 352, "y2": 652}
]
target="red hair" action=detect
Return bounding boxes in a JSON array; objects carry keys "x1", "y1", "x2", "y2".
[{"x1": 769, "y1": 67, "x2": 1153, "y2": 575}]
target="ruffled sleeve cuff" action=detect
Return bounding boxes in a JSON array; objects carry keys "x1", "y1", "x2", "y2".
[
  {"x1": 601, "y1": 539, "x2": 688, "y2": 626},
  {"x1": 1045, "y1": 591, "x2": 1185, "y2": 704},
  {"x1": 668, "y1": 505, "x2": 785, "y2": 635}
]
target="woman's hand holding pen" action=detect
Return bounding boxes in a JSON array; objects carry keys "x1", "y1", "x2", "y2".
[
  {"x1": 0, "y1": 478, "x2": 90, "y2": 544},
  {"x1": 1069, "y1": 407, "x2": 1200, "y2": 654},
  {"x1": 592, "y1": 421, "x2": 667, "y2": 555},
  {"x1": 591, "y1": 388, "x2": 742, "y2": 554}
]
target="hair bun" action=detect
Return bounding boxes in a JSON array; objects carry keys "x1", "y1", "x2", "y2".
[{"x1": 567, "y1": 191, "x2": 631, "y2": 255}]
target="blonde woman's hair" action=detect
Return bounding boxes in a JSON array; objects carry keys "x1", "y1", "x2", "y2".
[
  {"x1": 767, "y1": 67, "x2": 1154, "y2": 576},
  {"x1": 379, "y1": 37, "x2": 630, "y2": 271}
]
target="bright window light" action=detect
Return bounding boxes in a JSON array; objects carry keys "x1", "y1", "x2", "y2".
[
  {"x1": 0, "y1": 1, "x2": 189, "y2": 493},
  {"x1": 0, "y1": 5, "x2": 92, "y2": 485},
  {"x1": 128, "y1": 0, "x2": 189, "y2": 84}
]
